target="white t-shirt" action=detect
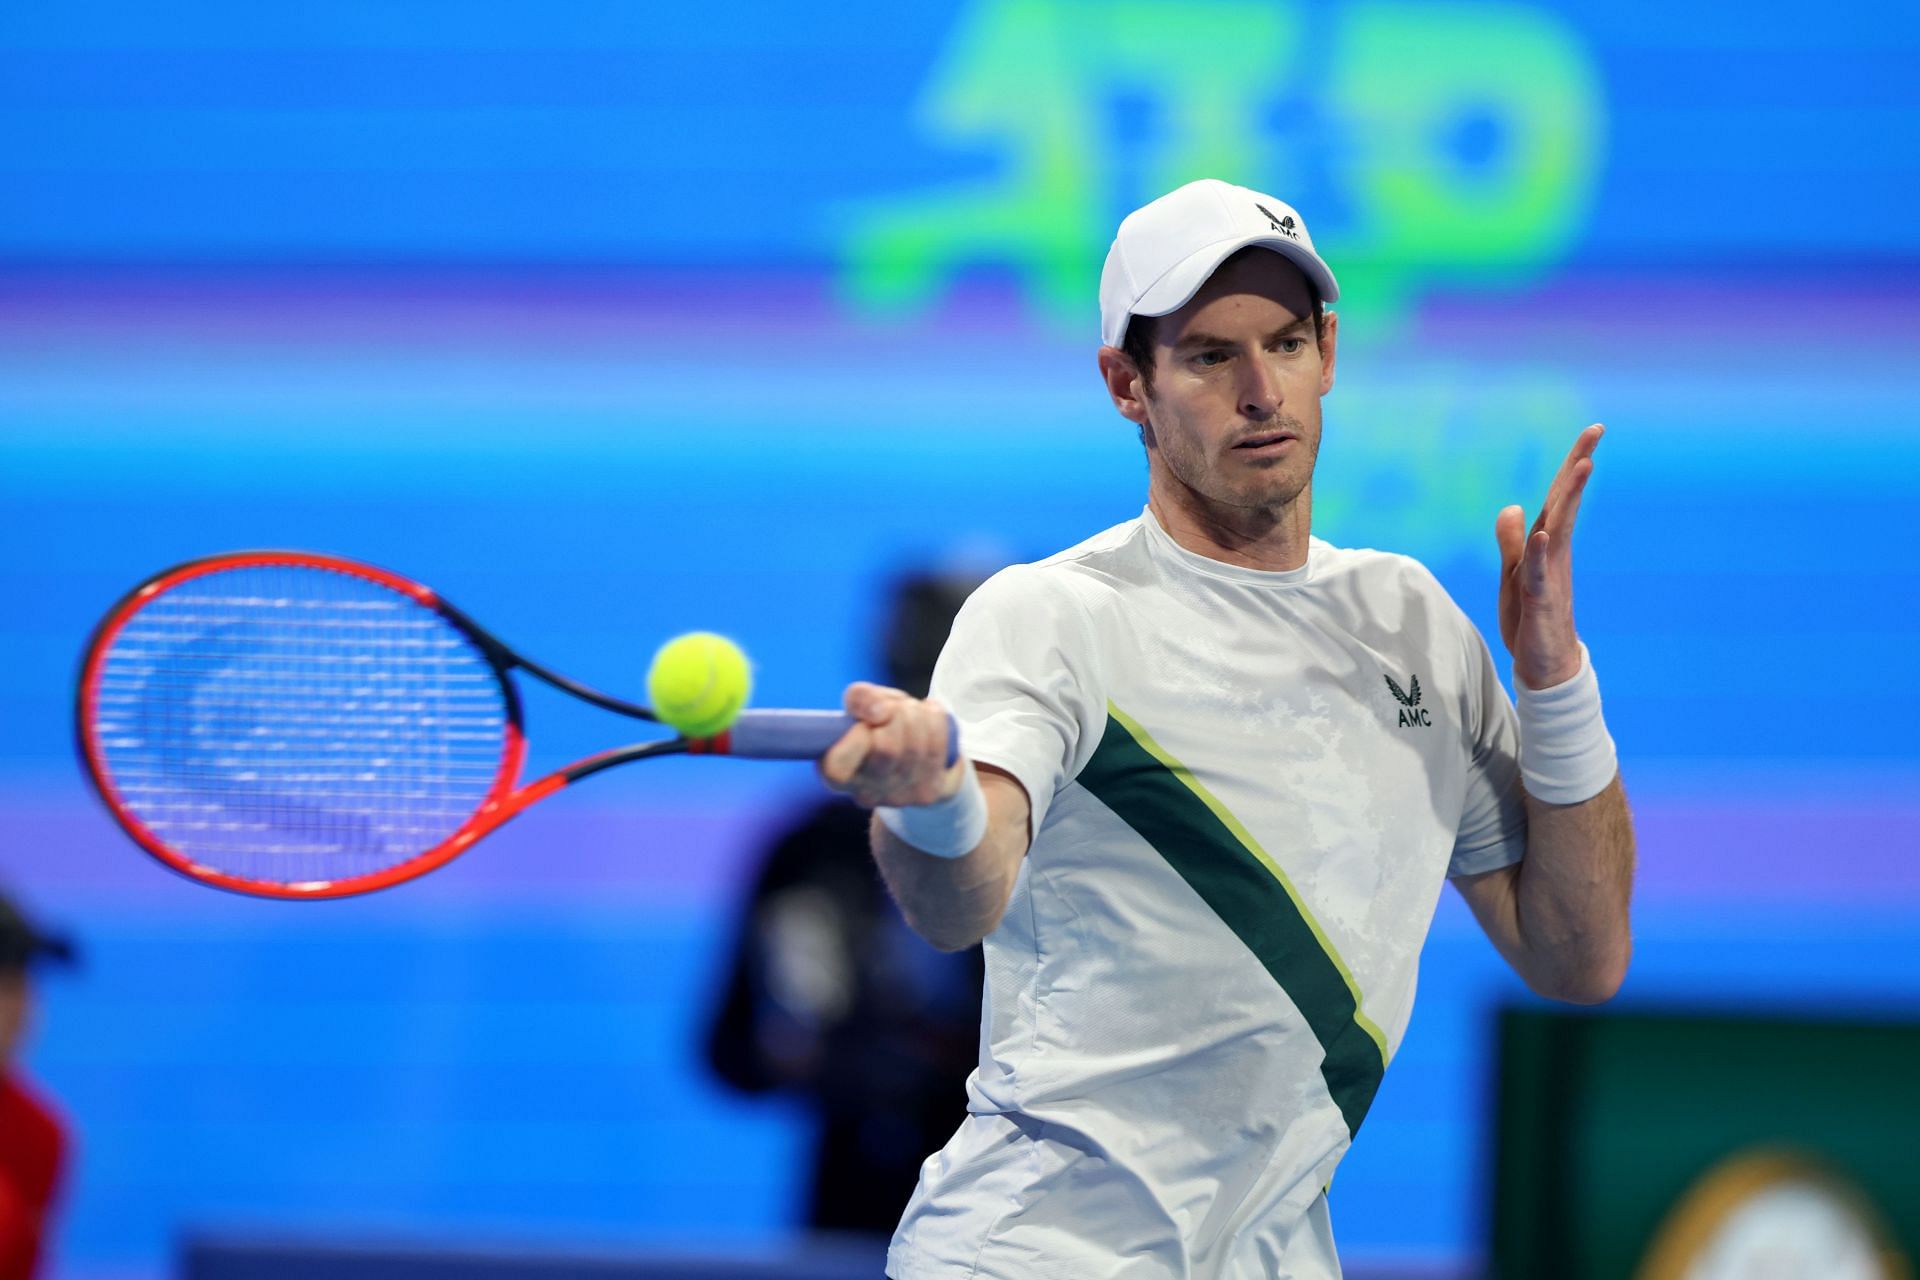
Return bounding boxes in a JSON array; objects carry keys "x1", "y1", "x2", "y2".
[{"x1": 887, "y1": 509, "x2": 1527, "y2": 1280}]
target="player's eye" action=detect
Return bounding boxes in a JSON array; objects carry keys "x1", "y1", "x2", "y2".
[
  {"x1": 1193, "y1": 349, "x2": 1228, "y2": 367},
  {"x1": 1277, "y1": 338, "x2": 1306, "y2": 355}
]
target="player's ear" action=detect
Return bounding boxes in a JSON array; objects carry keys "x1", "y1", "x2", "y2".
[
  {"x1": 1318, "y1": 311, "x2": 1338, "y2": 397},
  {"x1": 1096, "y1": 346, "x2": 1151, "y2": 426}
]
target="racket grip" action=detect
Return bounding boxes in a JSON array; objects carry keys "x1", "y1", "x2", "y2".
[{"x1": 714, "y1": 709, "x2": 961, "y2": 767}]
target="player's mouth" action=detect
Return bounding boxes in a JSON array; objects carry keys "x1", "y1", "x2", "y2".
[{"x1": 1233, "y1": 431, "x2": 1297, "y2": 454}]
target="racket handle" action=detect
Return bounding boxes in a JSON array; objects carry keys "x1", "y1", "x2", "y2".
[{"x1": 704, "y1": 709, "x2": 961, "y2": 767}]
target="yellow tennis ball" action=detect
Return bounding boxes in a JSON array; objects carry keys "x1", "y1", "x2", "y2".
[{"x1": 646, "y1": 632, "x2": 751, "y2": 739}]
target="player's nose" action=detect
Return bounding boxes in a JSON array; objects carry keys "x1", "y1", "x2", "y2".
[{"x1": 1239, "y1": 357, "x2": 1284, "y2": 419}]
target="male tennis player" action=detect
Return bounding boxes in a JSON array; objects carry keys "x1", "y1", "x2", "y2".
[{"x1": 821, "y1": 178, "x2": 1634, "y2": 1279}]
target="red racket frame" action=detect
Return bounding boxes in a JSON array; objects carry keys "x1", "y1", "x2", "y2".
[{"x1": 76, "y1": 550, "x2": 694, "y2": 900}]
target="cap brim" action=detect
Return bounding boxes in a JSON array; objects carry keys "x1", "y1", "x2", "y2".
[
  {"x1": 0, "y1": 933, "x2": 76, "y2": 972},
  {"x1": 1130, "y1": 234, "x2": 1340, "y2": 328}
]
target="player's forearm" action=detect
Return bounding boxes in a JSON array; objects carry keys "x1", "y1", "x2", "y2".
[
  {"x1": 1511, "y1": 774, "x2": 1635, "y2": 1003},
  {"x1": 821, "y1": 685, "x2": 1032, "y2": 950},
  {"x1": 870, "y1": 813, "x2": 1021, "y2": 952}
]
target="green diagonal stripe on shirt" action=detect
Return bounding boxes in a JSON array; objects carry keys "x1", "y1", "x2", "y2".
[{"x1": 1079, "y1": 701, "x2": 1389, "y2": 1137}]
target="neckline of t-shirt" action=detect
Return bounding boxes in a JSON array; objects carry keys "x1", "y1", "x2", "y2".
[{"x1": 1139, "y1": 506, "x2": 1318, "y2": 587}]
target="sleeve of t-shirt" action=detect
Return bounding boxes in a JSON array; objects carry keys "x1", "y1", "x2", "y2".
[
  {"x1": 928, "y1": 564, "x2": 1105, "y2": 838},
  {"x1": 1448, "y1": 614, "x2": 1529, "y2": 878}
]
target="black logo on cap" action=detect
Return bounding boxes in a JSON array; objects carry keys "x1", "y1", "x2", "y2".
[{"x1": 1255, "y1": 203, "x2": 1300, "y2": 239}]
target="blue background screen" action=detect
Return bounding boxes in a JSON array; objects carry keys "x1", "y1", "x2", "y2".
[{"x1": 3, "y1": 1, "x2": 1917, "y2": 1273}]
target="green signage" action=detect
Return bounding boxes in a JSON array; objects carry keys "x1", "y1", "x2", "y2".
[{"x1": 838, "y1": 0, "x2": 1604, "y2": 333}]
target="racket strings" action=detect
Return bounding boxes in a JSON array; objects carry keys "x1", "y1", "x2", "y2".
[{"x1": 90, "y1": 564, "x2": 509, "y2": 885}]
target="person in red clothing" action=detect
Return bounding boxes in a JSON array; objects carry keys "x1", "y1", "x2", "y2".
[{"x1": 0, "y1": 892, "x2": 73, "y2": 1280}]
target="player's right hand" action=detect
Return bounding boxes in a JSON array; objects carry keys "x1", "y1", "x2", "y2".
[{"x1": 819, "y1": 681, "x2": 964, "y2": 810}]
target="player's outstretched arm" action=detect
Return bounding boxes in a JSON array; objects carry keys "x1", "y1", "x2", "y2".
[
  {"x1": 1458, "y1": 423, "x2": 1635, "y2": 1004},
  {"x1": 818, "y1": 681, "x2": 1032, "y2": 952}
]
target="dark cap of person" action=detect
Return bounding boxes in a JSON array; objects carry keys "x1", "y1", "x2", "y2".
[{"x1": 0, "y1": 892, "x2": 75, "y2": 974}]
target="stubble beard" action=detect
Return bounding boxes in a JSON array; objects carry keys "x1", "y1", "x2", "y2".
[{"x1": 1147, "y1": 408, "x2": 1319, "y2": 516}]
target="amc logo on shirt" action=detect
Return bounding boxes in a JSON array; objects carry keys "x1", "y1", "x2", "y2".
[{"x1": 1384, "y1": 673, "x2": 1432, "y2": 729}]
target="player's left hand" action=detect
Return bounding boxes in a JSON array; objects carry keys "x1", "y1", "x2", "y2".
[{"x1": 1496, "y1": 423, "x2": 1603, "y2": 691}]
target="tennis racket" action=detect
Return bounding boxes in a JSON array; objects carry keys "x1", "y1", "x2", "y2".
[{"x1": 76, "y1": 550, "x2": 953, "y2": 900}]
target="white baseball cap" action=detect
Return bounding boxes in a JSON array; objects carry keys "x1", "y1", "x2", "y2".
[{"x1": 1099, "y1": 178, "x2": 1340, "y2": 348}]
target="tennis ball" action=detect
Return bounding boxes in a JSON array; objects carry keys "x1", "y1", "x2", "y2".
[{"x1": 647, "y1": 632, "x2": 751, "y2": 739}]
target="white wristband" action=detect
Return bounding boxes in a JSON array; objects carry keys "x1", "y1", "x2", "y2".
[
  {"x1": 876, "y1": 758, "x2": 989, "y2": 859},
  {"x1": 1516, "y1": 642, "x2": 1618, "y2": 806}
]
